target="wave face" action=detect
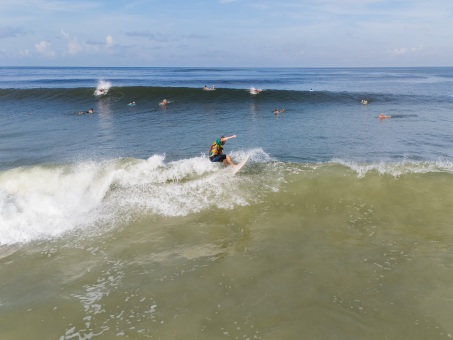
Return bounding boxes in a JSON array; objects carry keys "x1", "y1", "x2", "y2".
[{"x1": 0, "y1": 85, "x2": 451, "y2": 105}]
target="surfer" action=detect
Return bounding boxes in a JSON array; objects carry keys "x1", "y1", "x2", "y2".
[
  {"x1": 79, "y1": 108, "x2": 94, "y2": 114},
  {"x1": 249, "y1": 87, "x2": 262, "y2": 95},
  {"x1": 203, "y1": 85, "x2": 216, "y2": 91},
  {"x1": 379, "y1": 113, "x2": 391, "y2": 119},
  {"x1": 209, "y1": 135, "x2": 237, "y2": 168}
]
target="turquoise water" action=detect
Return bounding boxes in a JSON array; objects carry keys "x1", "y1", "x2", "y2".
[{"x1": 1, "y1": 67, "x2": 453, "y2": 339}]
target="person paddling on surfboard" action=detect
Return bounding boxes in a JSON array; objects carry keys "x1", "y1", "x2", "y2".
[{"x1": 209, "y1": 135, "x2": 237, "y2": 168}]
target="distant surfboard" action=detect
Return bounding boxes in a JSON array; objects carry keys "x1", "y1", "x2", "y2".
[{"x1": 232, "y1": 156, "x2": 250, "y2": 175}]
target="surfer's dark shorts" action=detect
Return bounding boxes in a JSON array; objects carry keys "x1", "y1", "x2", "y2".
[{"x1": 210, "y1": 154, "x2": 226, "y2": 162}]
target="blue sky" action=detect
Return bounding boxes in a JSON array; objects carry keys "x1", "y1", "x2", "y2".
[{"x1": 1, "y1": 0, "x2": 452, "y2": 67}]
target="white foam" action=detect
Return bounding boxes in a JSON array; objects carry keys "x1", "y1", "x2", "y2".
[
  {"x1": 332, "y1": 158, "x2": 453, "y2": 178},
  {"x1": 0, "y1": 150, "x2": 276, "y2": 245},
  {"x1": 94, "y1": 80, "x2": 111, "y2": 96},
  {"x1": 0, "y1": 162, "x2": 113, "y2": 245},
  {"x1": 105, "y1": 154, "x2": 252, "y2": 217}
]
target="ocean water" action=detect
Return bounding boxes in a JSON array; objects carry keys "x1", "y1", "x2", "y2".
[{"x1": 1, "y1": 67, "x2": 453, "y2": 339}]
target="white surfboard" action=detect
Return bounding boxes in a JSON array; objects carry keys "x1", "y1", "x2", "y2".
[{"x1": 232, "y1": 156, "x2": 250, "y2": 175}]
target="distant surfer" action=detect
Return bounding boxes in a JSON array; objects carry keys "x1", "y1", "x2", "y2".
[
  {"x1": 159, "y1": 99, "x2": 169, "y2": 106},
  {"x1": 79, "y1": 108, "x2": 94, "y2": 114},
  {"x1": 273, "y1": 109, "x2": 285, "y2": 114},
  {"x1": 379, "y1": 113, "x2": 391, "y2": 119},
  {"x1": 203, "y1": 85, "x2": 216, "y2": 91},
  {"x1": 249, "y1": 87, "x2": 262, "y2": 95},
  {"x1": 209, "y1": 135, "x2": 237, "y2": 168}
]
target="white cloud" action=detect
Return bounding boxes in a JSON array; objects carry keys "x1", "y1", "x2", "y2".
[
  {"x1": 106, "y1": 35, "x2": 115, "y2": 48},
  {"x1": 390, "y1": 45, "x2": 423, "y2": 55},
  {"x1": 35, "y1": 40, "x2": 55, "y2": 58},
  {"x1": 60, "y1": 30, "x2": 117, "y2": 57},
  {"x1": 61, "y1": 30, "x2": 82, "y2": 55}
]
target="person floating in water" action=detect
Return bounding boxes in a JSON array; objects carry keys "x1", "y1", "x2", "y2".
[
  {"x1": 203, "y1": 85, "x2": 216, "y2": 91},
  {"x1": 79, "y1": 108, "x2": 94, "y2": 114},
  {"x1": 273, "y1": 109, "x2": 285, "y2": 114},
  {"x1": 379, "y1": 113, "x2": 391, "y2": 119},
  {"x1": 209, "y1": 135, "x2": 237, "y2": 168},
  {"x1": 159, "y1": 99, "x2": 169, "y2": 106},
  {"x1": 128, "y1": 101, "x2": 136, "y2": 106}
]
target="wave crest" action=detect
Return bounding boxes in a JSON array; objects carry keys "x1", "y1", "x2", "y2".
[{"x1": 332, "y1": 158, "x2": 453, "y2": 177}]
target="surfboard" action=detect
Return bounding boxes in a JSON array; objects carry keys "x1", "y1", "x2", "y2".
[{"x1": 232, "y1": 156, "x2": 250, "y2": 175}]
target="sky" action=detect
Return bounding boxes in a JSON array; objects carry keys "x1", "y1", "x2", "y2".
[{"x1": 0, "y1": 0, "x2": 452, "y2": 67}]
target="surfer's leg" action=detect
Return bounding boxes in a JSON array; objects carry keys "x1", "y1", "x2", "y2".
[{"x1": 225, "y1": 155, "x2": 236, "y2": 167}]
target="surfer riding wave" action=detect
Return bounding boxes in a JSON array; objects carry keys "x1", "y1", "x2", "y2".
[{"x1": 209, "y1": 135, "x2": 237, "y2": 168}]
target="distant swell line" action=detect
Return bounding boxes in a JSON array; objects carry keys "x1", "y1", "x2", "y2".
[{"x1": 0, "y1": 87, "x2": 422, "y2": 105}]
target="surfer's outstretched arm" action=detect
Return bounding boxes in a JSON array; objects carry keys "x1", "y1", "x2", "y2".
[{"x1": 220, "y1": 135, "x2": 236, "y2": 143}]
